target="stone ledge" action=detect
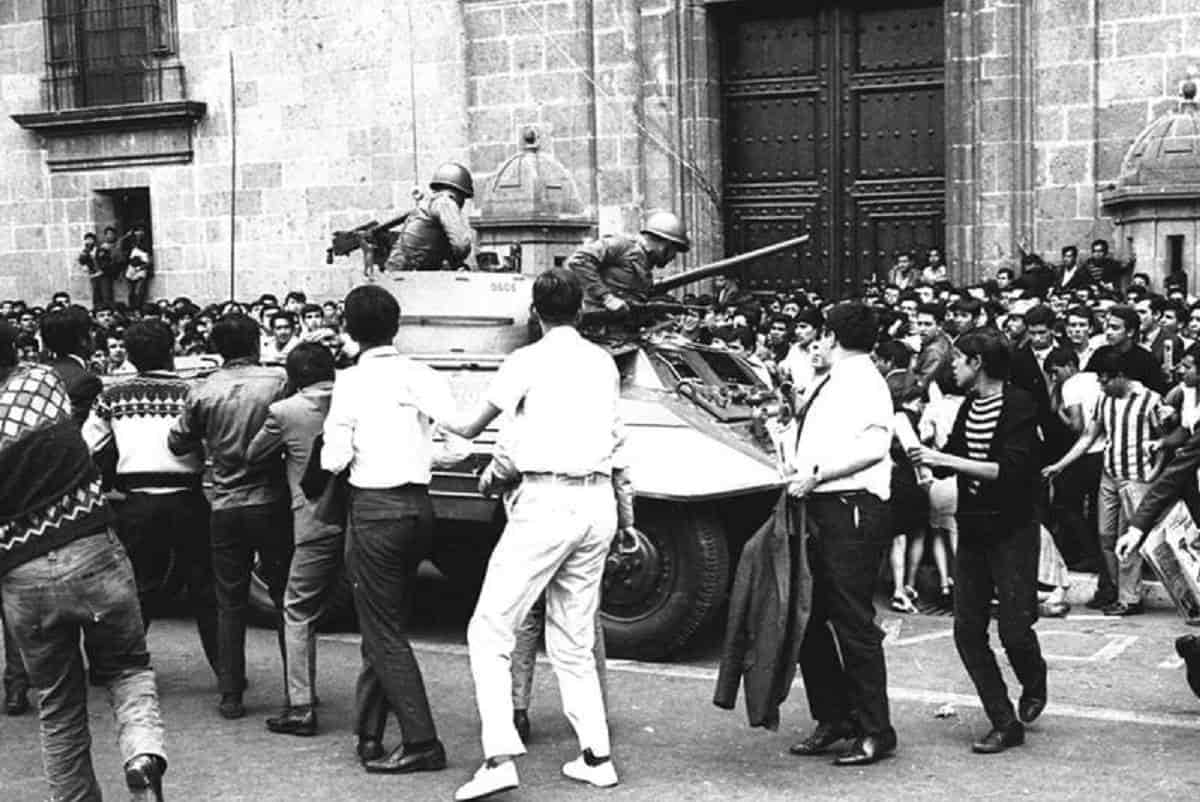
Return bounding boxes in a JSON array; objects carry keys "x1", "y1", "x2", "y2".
[
  {"x1": 11, "y1": 100, "x2": 207, "y2": 137},
  {"x1": 11, "y1": 100, "x2": 207, "y2": 172}
]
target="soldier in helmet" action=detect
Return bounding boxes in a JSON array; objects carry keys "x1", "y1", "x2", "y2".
[
  {"x1": 567, "y1": 210, "x2": 690, "y2": 314},
  {"x1": 384, "y1": 162, "x2": 476, "y2": 272}
]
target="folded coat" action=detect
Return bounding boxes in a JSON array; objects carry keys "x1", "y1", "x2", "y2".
[{"x1": 712, "y1": 491, "x2": 812, "y2": 730}]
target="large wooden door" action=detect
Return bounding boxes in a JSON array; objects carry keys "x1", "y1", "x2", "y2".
[{"x1": 720, "y1": 1, "x2": 945, "y2": 295}]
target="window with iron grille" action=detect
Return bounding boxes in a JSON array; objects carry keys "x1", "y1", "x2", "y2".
[{"x1": 44, "y1": 0, "x2": 180, "y2": 110}]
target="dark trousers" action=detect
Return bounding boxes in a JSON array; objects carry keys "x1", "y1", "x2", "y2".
[
  {"x1": 210, "y1": 501, "x2": 292, "y2": 696},
  {"x1": 127, "y1": 277, "x2": 149, "y2": 310},
  {"x1": 1049, "y1": 452, "x2": 1102, "y2": 570},
  {"x1": 348, "y1": 486, "x2": 438, "y2": 745},
  {"x1": 2, "y1": 606, "x2": 28, "y2": 692},
  {"x1": 953, "y1": 518, "x2": 1047, "y2": 729},
  {"x1": 116, "y1": 489, "x2": 219, "y2": 674},
  {"x1": 798, "y1": 492, "x2": 895, "y2": 740},
  {"x1": 90, "y1": 276, "x2": 114, "y2": 308}
]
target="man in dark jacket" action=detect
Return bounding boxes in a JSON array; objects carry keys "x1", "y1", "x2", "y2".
[
  {"x1": 39, "y1": 305, "x2": 102, "y2": 427},
  {"x1": 911, "y1": 327, "x2": 1046, "y2": 755}
]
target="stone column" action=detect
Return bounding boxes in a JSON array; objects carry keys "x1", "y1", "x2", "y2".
[{"x1": 945, "y1": 0, "x2": 1036, "y2": 282}]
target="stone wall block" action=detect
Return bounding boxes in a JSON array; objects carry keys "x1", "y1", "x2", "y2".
[
  {"x1": 1099, "y1": 57, "x2": 1164, "y2": 103},
  {"x1": 1114, "y1": 19, "x2": 1181, "y2": 59},
  {"x1": 1042, "y1": 0, "x2": 1091, "y2": 29},
  {"x1": 241, "y1": 162, "x2": 283, "y2": 190},
  {"x1": 1036, "y1": 186, "x2": 1078, "y2": 220},
  {"x1": 1036, "y1": 108, "x2": 1067, "y2": 142},
  {"x1": 1045, "y1": 144, "x2": 1091, "y2": 185},
  {"x1": 465, "y1": 5, "x2": 504, "y2": 39},
  {"x1": 512, "y1": 37, "x2": 545, "y2": 72},
  {"x1": 1098, "y1": 0, "x2": 1165, "y2": 21},
  {"x1": 1038, "y1": 63, "x2": 1091, "y2": 106},
  {"x1": 13, "y1": 225, "x2": 45, "y2": 251}
]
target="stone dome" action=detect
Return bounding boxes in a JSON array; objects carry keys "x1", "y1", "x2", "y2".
[
  {"x1": 1115, "y1": 78, "x2": 1200, "y2": 192},
  {"x1": 477, "y1": 127, "x2": 590, "y2": 223}
]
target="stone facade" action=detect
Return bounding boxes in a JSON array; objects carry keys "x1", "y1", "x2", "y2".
[{"x1": 1, "y1": 0, "x2": 1198, "y2": 302}]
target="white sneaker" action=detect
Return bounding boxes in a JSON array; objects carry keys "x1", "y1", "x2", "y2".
[
  {"x1": 562, "y1": 753, "x2": 619, "y2": 788},
  {"x1": 454, "y1": 760, "x2": 519, "y2": 801}
]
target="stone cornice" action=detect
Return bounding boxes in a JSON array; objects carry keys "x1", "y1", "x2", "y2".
[{"x1": 11, "y1": 100, "x2": 207, "y2": 137}]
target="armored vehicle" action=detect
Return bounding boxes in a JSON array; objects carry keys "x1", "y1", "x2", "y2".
[{"x1": 362, "y1": 131, "x2": 806, "y2": 659}]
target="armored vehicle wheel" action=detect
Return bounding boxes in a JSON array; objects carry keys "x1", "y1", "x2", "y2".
[
  {"x1": 248, "y1": 559, "x2": 357, "y2": 632},
  {"x1": 601, "y1": 501, "x2": 730, "y2": 661}
]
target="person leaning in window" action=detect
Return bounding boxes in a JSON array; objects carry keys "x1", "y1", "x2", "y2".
[
  {"x1": 909, "y1": 328, "x2": 1047, "y2": 755},
  {"x1": 321, "y1": 285, "x2": 456, "y2": 774},
  {"x1": 785, "y1": 301, "x2": 898, "y2": 767}
]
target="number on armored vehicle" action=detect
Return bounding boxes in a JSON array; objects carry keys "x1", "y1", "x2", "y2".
[{"x1": 490, "y1": 282, "x2": 516, "y2": 293}]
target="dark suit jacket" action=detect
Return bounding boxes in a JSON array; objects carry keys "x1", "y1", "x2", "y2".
[
  {"x1": 1008, "y1": 344, "x2": 1066, "y2": 461},
  {"x1": 49, "y1": 356, "x2": 103, "y2": 428},
  {"x1": 1129, "y1": 427, "x2": 1200, "y2": 534},
  {"x1": 714, "y1": 492, "x2": 811, "y2": 730},
  {"x1": 941, "y1": 384, "x2": 1040, "y2": 531}
]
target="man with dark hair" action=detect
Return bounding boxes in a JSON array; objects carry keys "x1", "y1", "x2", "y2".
[
  {"x1": 912, "y1": 302, "x2": 953, "y2": 396},
  {"x1": 1009, "y1": 303, "x2": 1065, "y2": 459},
  {"x1": 874, "y1": 339, "x2": 914, "y2": 402},
  {"x1": 1057, "y1": 245, "x2": 1091, "y2": 291},
  {"x1": 1085, "y1": 304, "x2": 1167, "y2": 394},
  {"x1": 169, "y1": 313, "x2": 291, "y2": 720},
  {"x1": 79, "y1": 231, "x2": 111, "y2": 308},
  {"x1": 912, "y1": 327, "x2": 1046, "y2": 755},
  {"x1": 264, "y1": 310, "x2": 300, "y2": 365},
  {"x1": 83, "y1": 319, "x2": 219, "y2": 680},
  {"x1": 0, "y1": 319, "x2": 167, "y2": 800},
  {"x1": 947, "y1": 297, "x2": 983, "y2": 340},
  {"x1": 1082, "y1": 238, "x2": 1134, "y2": 289},
  {"x1": 448, "y1": 268, "x2": 631, "y2": 798},
  {"x1": 1044, "y1": 346, "x2": 1103, "y2": 570},
  {"x1": 300, "y1": 303, "x2": 325, "y2": 334},
  {"x1": 40, "y1": 304, "x2": 103, "y2": 426},
  {"x1": 322, "y1": 285, "x2": 455, "y2": 772},
  {"x1": 247, "y1": 342, "x2": 340, "y2": 738},
  {"x1": 1045, "y1": 348, "x2": 1164, "y2": 615},
  {"x1": 785, "y1": 301, "x2": 898, "y2": 766}
]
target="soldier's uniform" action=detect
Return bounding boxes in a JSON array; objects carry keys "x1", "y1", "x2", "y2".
[
  {"x1": 567, "y1": 236, "x2": 654, "y2": 312},
  {"x1": 385, "y1": 162, "x2": 475, "y2": 271}
]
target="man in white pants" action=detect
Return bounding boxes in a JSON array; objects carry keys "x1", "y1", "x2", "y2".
[{"x1": 449, "y1": 267, "x2": 628, "y2": 800}]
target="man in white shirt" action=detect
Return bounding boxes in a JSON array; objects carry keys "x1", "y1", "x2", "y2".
[
  {"x1": 448, "y1": 268, "x2": 629, "y2": 800},
  {"x1": 785, "y1": 301, "x2": 897, "y2": 767},
  {"x1": 1045, "y1": 348, "x2": 1104, "y2": 572},
  {"x1": 321, "y1": 285, "x2": 456, "y2": 774}
]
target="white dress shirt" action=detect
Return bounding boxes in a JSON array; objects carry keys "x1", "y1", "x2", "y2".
[
  {"x1": 790, "y1": 352, "x2": 893, "y2": 499},
  {"x1": 487, "y1": 326, "x2": 626, "y2": 476},
  {"x1": 322, "y1": 346, "x2": 458, "y2": 488}
]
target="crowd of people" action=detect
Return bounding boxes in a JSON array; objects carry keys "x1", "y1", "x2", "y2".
[{"x1": 3, "y1": 226, "x2": 1200, "y2": 801}]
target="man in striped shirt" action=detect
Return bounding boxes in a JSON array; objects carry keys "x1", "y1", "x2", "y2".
[{"x1": 1043, "y1": 348, "x2": 1164, "y2": 616}]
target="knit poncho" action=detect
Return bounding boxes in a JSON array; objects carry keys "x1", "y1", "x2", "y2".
[{"x1": 0, "y1": 365, "x2": 111, "y2": 575}]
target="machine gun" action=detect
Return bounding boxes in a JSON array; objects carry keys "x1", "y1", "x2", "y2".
[{"x1": 325, "y1": 212, "x2": 410, "y2": 267}]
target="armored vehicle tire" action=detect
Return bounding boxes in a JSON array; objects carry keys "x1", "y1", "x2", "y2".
[
  {"x1": 248, "y1": 561, "x2": 357, "y2": 632},
  {"x1": 601, "y1": 501, "x2": 730, "y2": 661}
]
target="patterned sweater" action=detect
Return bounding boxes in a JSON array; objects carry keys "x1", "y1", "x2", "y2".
[
  {"x1": 83, "y1": 371, "x2": 204, "y2": 492},
  {"x1": 0, "y1": 365, "x2": 112, "y2": 575}
]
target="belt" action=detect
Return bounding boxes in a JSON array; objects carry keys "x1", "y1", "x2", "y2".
[
  {"x1": 522, "y1": 472, "x2": 609, "y2": 486},
  {"x1": 806, "y1": 489, "x2": 878, "y2": 502}
]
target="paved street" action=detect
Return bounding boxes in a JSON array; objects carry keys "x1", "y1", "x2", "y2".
[{"x1": 3, "y1": 576, "x2": 1199, "y2": 801}]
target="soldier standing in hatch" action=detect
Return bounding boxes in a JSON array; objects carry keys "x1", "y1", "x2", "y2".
[
  {"x1": 566, "y1": 210, "x2": 690, "y2": 314},
  {"x1": 383, "y1": 162, "x2": 476, "y2": 271}
]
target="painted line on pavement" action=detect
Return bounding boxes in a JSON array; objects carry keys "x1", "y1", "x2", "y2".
[{"x1": 321, "y1": 635, "x2": 1200, "y2": 731}]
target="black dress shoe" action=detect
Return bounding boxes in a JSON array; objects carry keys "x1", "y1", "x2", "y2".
[
  {"x1": 218, "y1": 693, "x2": 244, "y2": 720},
  {"x1": 972, "y1": 722, "x2": 1025, "y2": 754},
  {"x1": 513, "y1": 709, "x2": 531, "y2": 742},
  {"x1": 1085, "y1": 592, "x2": 1116, "y2": 610},
  {"x1": 4, "y1": 685, "x2": 29, "y2": 716},
  {"x1": 364, "y1": 740, "x2": 447, "y2": 774},
  {"x1": 124, "y1": 754, "x2": 165, "y2": 802},
  {"x1": 1177, "y1": 634, "x2": 1200, "y2": 699},
  {"x1": 356, "y1": 737, "x2": 384, "y2": 764},
  {"x1": 1018, "y1": 693, "x2": 1046, "y2": 725},
  {"x1": 789, "y1": 721, "x2": 856, "y2": 756},
  {"x1": 266, "y1": 706, "x2": 317, "y2": 736},
  {"x1": 833, "y1": 733, "x2": 896, "y2": 766}
]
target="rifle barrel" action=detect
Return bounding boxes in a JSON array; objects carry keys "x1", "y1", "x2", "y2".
[{"x1": 651, "y1": 234, "x2": 810, "y2": 293}]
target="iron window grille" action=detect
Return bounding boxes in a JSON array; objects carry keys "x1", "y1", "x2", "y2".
[{"x1": 43, "y1": 0, "x2": 181, "y2": 110}]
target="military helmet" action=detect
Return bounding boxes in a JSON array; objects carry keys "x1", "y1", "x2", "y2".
[
  {"x1": 640, "y1": 210, "x2": 690, "y2": 253},
  {"x1": 430, "y1": 162, "x2": 475, "y2": 198}
]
